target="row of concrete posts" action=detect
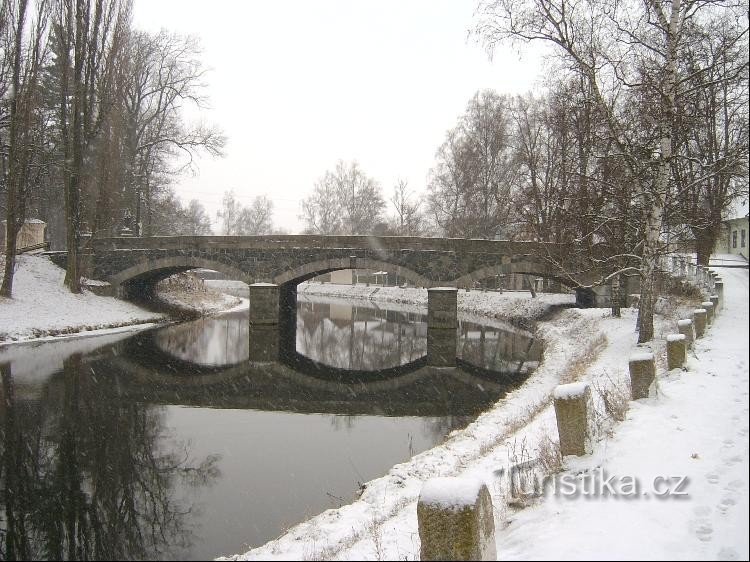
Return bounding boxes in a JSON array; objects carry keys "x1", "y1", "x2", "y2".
[{"x1": 415, "y1": 256, "x2": 723, "y2": 560}]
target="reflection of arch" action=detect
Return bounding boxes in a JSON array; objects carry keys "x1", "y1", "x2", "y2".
[
  {"x1": 110, "y1": 256, "x2": 250, "y2": 287},
  {"x1": 105, "y1": 354, "x2": 517, "y2": 397},
  {"x1": 273, "y1": 258, "x2": 432, "y2": 288},
  {"x1": 454, "y1": 261, "x2": 575, "y2": 289}
]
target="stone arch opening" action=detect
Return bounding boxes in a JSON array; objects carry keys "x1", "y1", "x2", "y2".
[
  {"x1": 110, "y1": 256, "x2": 250, "y2": 299},
  {"x1": 272, "y1": 258, "x2": 432, "y2": 290},
  {"x1": 454, "y1": 261, "x2": 578, "y2": 290}
]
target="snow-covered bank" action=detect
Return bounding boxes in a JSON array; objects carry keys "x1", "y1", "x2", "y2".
[
  {"x1": 299, "y1": 283, "x2": 576, "y2": 326},
  {"x1": 0, "y1": 254, "x2": 166, "y2": 344},
  {"x1": 0, "y1": 255, "x2": 245, "y2": 346},
  {"x1": 223, "y1": 271, "x2": 746, "y2": 561}
]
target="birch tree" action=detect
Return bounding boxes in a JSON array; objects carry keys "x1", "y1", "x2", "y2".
[{"x1": 476, "y1": 0, "x2": 747, "y2": 342}]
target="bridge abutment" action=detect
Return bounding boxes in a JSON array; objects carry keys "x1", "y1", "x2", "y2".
[{"x1": 427, "y1": 287, "x2": 458, "y2": 367}]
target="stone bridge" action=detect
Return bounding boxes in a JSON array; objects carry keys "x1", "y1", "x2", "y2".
[
  {"x1": 53, "y1": 234, "x2": 593, "y2": 294},
  {"x1": 46, "y1": 235, "x2": 602, "y2": 366}
]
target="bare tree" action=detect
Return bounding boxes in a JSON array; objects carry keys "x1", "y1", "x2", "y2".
[
  {"x1": 1, "y1": 0, "x2": 49, "y2": 298},
  {"x1": 217, "y1": 190, "x2": 243, "y2": 235},
  {"x1": 52, "y1": 0, "x2": 132, "y2": 293},
  {"x1": 300, "y1": 160, "x2": 385, "y2": 235},
  {"x1": 389, "y1": 179, "x2": 425, "y2": 236},
  {"x1": 476, "y1": 0, "x2": 748, "y2": 342},
  {"x1": 427, "y1": 90, "x2": 517, "y2": 239},
  {"x1": 242, "y1": 195, "x2": 273, "y2": 235}
]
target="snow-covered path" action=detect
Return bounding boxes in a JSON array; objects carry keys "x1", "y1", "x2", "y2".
[{"x1": 498, "y1": 266, "x2": 749, "y2": 560}]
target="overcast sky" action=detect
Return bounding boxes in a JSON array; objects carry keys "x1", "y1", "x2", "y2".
[{"x1": 133, "y1": 1, "x2": 546, "y2": 233}]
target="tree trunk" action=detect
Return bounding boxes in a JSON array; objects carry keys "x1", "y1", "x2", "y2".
[
  {"x1": 1, "y1": 0, "x2": 29, "y2": 299},
  {"x1": 611, "y1": 275, "x2": 621, "y2": 318}
]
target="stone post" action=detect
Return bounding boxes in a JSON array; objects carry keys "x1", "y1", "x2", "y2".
[
  {"x1": 714, "y1": 281, "x2": 724, "y2": 309},
  {"x1": 693, "y1": 309, "x2": 707, "y2": 338},
  {"x1": 249, "y1": 283, "x2": 280, "y2": 362},
  {"x1": 666, "y1": 334, "x2": 686, "y2": 370},
  {"x1": 418, "y1": 477, "x2": 496, "y2": 561},
  {"x1": 427, "y1": 287, "x2": 458, "y2": 367},
  {"x1": 701, "y1": 301, "x2": 715, "y2": 325},
  {"x1": 629, "y1": 352, "x2": 656, "y2": 400},
  {"x1": 710, "y1": 295, "x2": 719, "y2": 315},
  {"x1": 677, "y1": 319, "x2": 694, "y2": 350},
  {"x1": 553, "y1": 382, "x2": 593, "y2": 456}
]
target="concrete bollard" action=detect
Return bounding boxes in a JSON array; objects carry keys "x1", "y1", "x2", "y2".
[
  {"x1": 418, "y1": 477, "x2": 496, "y2": 561},
  {"x1": 693, "y1": 309, "x2": 707, "y2": 338},
  {"x1": 677, "y1": 319, "x2": 695, "y2": 350},
  {"x1": 629, "y1": 352, "x2": 656, "y2": 400},
  {"x1": 701, "y1": 301, "x2": 715, "y2": 325},
  {"x1": 553, "y1": 382, "x2": 593, "y2": 456},
  {"x1": 710, "y1": 295, "x2": 719, "y2": 315},
  {"x1": 666, "y1": 334, "x2": 687, "y2": 370},
  {"x1": 714, "y1": 281, "x2": 724, "y2": 308}
]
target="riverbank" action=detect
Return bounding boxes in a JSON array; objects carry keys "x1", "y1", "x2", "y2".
[
  {"x1": 0, "y1": 255, "x2": 241, "y2": 345},
  {"x1": 222, "y1": 270, "x2": 747, "y2": 560}
]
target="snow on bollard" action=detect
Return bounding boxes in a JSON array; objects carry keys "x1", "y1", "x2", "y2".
[
  {"x1": 553, "y1": 382, "x2": 593, "y2": 456},
  {"x1": 677, "y1": 319, "x2": 695, "y2": 350},
  {"x1": 701, "y1": 301, "x2": 715, "y2": 325},
  {"x1": 417, "y1": 477, "x2": 496, "y2": 561},
  {"x1": 666, "y1": 334, "x2": 687, "y2": 370},
  {"x1": 693, "y1": 309, "x2": 707, "y2": 338},
  {"x1": 629, "y1": 352, "x2": 656, "y2": 400}
]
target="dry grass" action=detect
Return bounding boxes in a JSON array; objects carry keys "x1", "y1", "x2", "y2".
[{"x1": 591, "y1": 369, "x2": 631, "y2": 424}]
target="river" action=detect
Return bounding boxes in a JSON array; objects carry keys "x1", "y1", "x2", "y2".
[{"x1": 0, "y1": 294, "x2": 541, "y2": 560}]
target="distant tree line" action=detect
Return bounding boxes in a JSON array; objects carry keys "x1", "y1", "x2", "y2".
[{"x1": 0, "y1": 0, "x2": 225, "y2": 296}]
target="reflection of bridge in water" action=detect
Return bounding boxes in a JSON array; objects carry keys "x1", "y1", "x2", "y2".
[{"x1": 88, "y1": 303, "x2": 542, "y2": 417}]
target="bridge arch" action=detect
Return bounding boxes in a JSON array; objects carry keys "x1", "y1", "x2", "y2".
[
  {"x1": 272, "y1": 257, "x2": 433, "y2": 288},
  {"x1": 454, "y1": 260, "x2": 577, "y2": 289},
  {"x1": 109, "y1": 255, "x2": 251, "y2": 292}
]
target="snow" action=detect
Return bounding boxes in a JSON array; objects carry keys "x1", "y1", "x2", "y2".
[
  {"x1": 678, "y1": 319, "x2": 693, "y2": 328},
  {"x1": 419, "y1": 477, "x2": 486, "y2": 510},
  {"x1": 630, "y1": 351, "x2": 655, "y2": 362},
  {"x1": 667, "y1": 334, "x2": 687, "y2": 342},
  {"x1": 554, "y1": 382, "x2": 590, "y2": 400},
  {"x1": 223, "y1": 266, "x2": 748, "y2": 561},
  {"x1": 0, "y1": 254, "x2": 164, "y2": 344}
]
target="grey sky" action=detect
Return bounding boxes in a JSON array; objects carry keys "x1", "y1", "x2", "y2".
[{"x1": 133, "y1": 1, "x2": 545, "y2": 233}]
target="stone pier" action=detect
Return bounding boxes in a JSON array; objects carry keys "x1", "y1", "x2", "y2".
[
  {"x1": 427, "y1": 287, "x2": 458, "y2": 367},
  {"x1": 677, "y1": 319, "x2": 694, "y2": 350},
  {"x1": 418, "y1": 477, "x2": 496, "y2": 561},
  {"x1": 629, "y1": 352, "x2": 656, "y2": 400},
  {"x1": 693, "y1": 309, "x2": 707, "y2": 338},
  {"x1": 249, "y1": 283, "x2": 280, "y2": 362},
  {"x1": 666, "y1": 334, "x2": 686, "y2": 370}
]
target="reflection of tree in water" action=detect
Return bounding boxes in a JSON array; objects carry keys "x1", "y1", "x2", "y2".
[
  {"x1": 154, "y1": 315, "x2": 249, "y2": 366},
  {"x1": 0, "y1": 356, "x2": 220, "y2": 560},
  {"x1": 296, "y1": 301, "x2": 427, "y2": 370}
]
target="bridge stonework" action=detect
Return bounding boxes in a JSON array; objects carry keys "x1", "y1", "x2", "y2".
[{"x1": 51, "y1": 235, "x2": 590, "y2": 295}]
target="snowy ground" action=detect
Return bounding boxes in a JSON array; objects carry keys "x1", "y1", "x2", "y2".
[
  {"x1": 298, "y1": 282, "x2": 575, "y2": 325},
  {"x1": 223, "y1": 266, "x2": 748, "y2": 561},
  {"x1": 0, "y1": 254, "x2": 165, "y2": 344},
  {"x1": 0, "y1": 255, "x2": 244, "y2": 345}
]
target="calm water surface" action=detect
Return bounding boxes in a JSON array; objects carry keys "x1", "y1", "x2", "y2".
[{"x1": 0, "y1": 295, "x2": 541, "y2": 560}]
